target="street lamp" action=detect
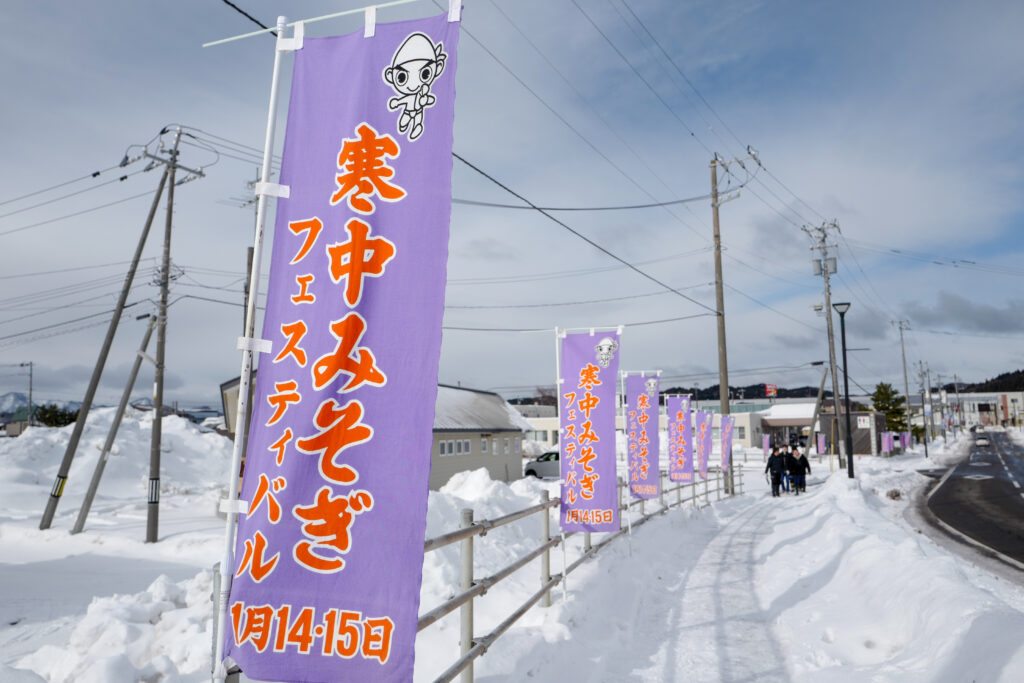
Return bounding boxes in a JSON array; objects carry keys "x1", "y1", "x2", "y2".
[{"x1": 833, "y1": 302, "x2": 854, "y2": 478}]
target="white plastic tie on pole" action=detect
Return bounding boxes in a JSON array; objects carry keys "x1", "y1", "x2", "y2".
[
  {"x1": 589, "y1": 328, "x2": 595, "y2": 336},
  {"x1": 448, "y1": 0, "x2": 461, "y2": 22},
  {"x1": 237, "y1": 336, "x2": 273, "y2": 354},
  {"x1": 254, "y1": 182, "x2": 290, "y2": 198},
  {"x1": 277, "y1": 20, "x2": 304, "y2": 52},
  {"x1": 220, "y1": 498, "x2": 250, "y2": 515},
  {"x1": 364, "y1": 6, "x2": 377, "y2": 37},
  {"x1": 617, "y1": 325, "x2": 624, "y2": 336}
]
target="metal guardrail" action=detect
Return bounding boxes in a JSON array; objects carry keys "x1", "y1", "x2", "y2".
[{"x1": 419, "y1": 467, "x2": 744, "y2": 683}]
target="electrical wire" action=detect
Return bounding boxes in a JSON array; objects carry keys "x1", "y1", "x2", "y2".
[
  {"x1": 0, "y1": 190, "x2": 155, "y2": 238},
  {"x1": 0, "y1": 164, "x2": 125, "y2": 209},
  {"x1": 453, "y1": 152, "x2": 719, "y2": 315},
  {"x1": 0, "y1": 169, "x2": 147, "y2": 221},
  {"x1": 452, "y1": 192, "x2": 712, "y2": 211},
  {"x1": 442, "y1": 311, "x2": 715, "y2": 333},
  {"x1": 446, "y1": 282, "x2": 710, "y2": 310}
]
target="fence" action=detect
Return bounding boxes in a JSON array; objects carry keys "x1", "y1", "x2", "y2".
[
  {"x1": 418, "y1": 467, "x2": 744, "y2": 682},
  {"x1": 216, "y1": 466, "x2": 743, "y2": 682}
]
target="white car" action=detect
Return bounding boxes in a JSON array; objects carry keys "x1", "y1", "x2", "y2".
[
  {"x1": 525, "y1": 451, "x2": 559, "y2": 478},
  {"x1": 976, "y1": 436, "x2": 991, "y2": 447}
]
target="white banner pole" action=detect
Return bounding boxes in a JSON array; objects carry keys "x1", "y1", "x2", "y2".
[{"x1": 213, "y1": 16, "x2": 292, "y2": 681}]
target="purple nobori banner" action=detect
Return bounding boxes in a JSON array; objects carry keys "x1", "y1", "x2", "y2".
[
  {"x1": 762, "y1": 433, "x2": 770, "y2": 458},
  {"x1": 559, "y1": 330, "x2": 621, "y2": 532},
  {"x1": 224, "y1": 14, "x2": 459, "y2": 682},
  {"x1": 667, "y1": 395, "x2": 693, "y2": 482},
  {"x1": 817, "y1": 433, "x2": 827, "y2": 455},
  {"x1": 720, "y1": 415, "x2": 734, "y2": 472},
  {"x1": 901, "y1": 432, "x2": 910, "y2": 449},
  {"x1": 696, "y1": 410, "x2": 713, "y2": 480},
  {"x1": 625, "y1": 374, "x2": 660, "y2": 499}
]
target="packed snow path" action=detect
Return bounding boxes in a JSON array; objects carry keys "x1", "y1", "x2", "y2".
[{"x1": 481, "y1": 451, "x2": 1024, "y2": 682}]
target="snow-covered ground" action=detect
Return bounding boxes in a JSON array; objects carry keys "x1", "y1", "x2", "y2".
[{"x1": 2, "y1": 412, "x2": 1024, "y2": 682}]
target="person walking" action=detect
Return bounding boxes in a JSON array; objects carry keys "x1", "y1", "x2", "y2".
[
  {"x1": 780, "y1": 445, "x2": 792, "y2": 493},
  {"x1": 791, "y1": 447, "x2": 810, "y2": 494},
  {"x1": 765, "y1": 447, "x2": 785, "y2": 497}
]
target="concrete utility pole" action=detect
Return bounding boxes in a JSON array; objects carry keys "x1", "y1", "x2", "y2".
[
  {"x1": 709, "y1": 156, "x2": 731, "y2": 493},
  {"x1": 19, "y1": 362, "x2": 33, "y2": 426},
  {"x1": 707, "y1": 148, "x2": 759, "y2": 494},
  {"x1": 39, "y1": 160, "x2": 171, "y2": 531},
  {"x1": 936, "y1": 373, "x2": 947, "y2": 444},
  {"x1": 895, "y1": 320, "x2": 912, "y2": 434},
  {"x1": 805, "y1": 222, "x2": 847, "y2": 470},
  {"x1": 918, "y1": 361, "x2": 930, "y2": 458},
  {"x1": 73, "y1": 315, "x2": 156, "y2": 534},
  {"x1": 953, "y1": 374, "x2": 963, "y2": 431},
  {"x1": 147, "y1": 127, "x2": 184, "y2": 544}
]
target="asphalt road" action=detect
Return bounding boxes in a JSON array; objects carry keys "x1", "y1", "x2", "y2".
[{"x1": 927, "y1": 430, "x2": 1024, "y2": 565}]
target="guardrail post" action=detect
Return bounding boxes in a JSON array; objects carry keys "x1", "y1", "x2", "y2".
[
  {"x1": 460, "y1": 508, "x2": 474, "y2": 683},
  {"x1": 675, "y1": 476, "x2": 682, "y2": 507},
  {"x1": 717, "y1": 471, "x2": 722, "y2": 501},
  {"x1": 691, "y1": 479, "x2": 696, "y2": 508},
  {"x1": 704, "y1": 475, "x2": 709, "y2": 505},
  {"x1": 584, "y1": 531, "x2": 592, "y2": 553},
  {"x1": 540, "y1": 491, "x2": 551, "y2": 608},
  {"x1": 738, "y1": 467, "x2": 745, "y2": 495},
  {"x1": 658, "y1": 471, "x2": 665, "y2": 510},
  {"x1": 618, "y1": 476, "x2": 625, "y2": 527}
]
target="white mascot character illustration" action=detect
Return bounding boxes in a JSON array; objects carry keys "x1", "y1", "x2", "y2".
[
  {"x1": 594, "y1": 337, "x2": 618, "y2": 369},
  {"x1": 645, "y1": 377, "x2": 659, "y2": 397},
  {"x1": 383, "y1": 32, "x2": 447, "y2": 141}
]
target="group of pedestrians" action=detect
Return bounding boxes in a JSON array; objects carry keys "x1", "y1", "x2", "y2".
[{"x1": 765, "y1": 445, "x2": 811, "y2": 498}]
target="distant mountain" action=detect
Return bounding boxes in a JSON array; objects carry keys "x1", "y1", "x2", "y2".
[
  {"x1": 0, "y1": 392, "x2": 82, "y2": 416},
  {"x1": 964, "y1": 369, "x2": 1024, "y2": 393}
]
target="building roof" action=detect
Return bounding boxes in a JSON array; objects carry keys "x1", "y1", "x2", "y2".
[
  {"x1": 434, "y1": 384, "x2": 532, "y2": 432},
  {"x1": 760, "y1": 402, "x2": 817, "y2": 427}
]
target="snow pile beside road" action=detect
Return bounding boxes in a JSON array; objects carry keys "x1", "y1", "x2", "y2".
[{"x1": 17, "y1": 572, "x2": 213, "y2": 682}]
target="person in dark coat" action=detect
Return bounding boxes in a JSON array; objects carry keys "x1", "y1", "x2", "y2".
[
  {"x1": 765, "y1": 447, "x2": 785, "y2": 497},
  {"x1": 791, "y1": 447, "x2": 811, "y2": 493},
  {"x1": 780, "y1": 445, "x2": 792, "y2": 493}
]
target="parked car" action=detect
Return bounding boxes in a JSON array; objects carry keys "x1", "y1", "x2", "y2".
[
  {"x1": 976, "y1": 435, "x2": 991, "y2": 447},
  {"x1": 525, "y1": 450, "x2": 559, "y2": 478}
]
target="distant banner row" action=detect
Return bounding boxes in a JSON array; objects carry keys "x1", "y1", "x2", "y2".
[{"x1": 558, "y1": 329, "x2": 734, "y2": 533}]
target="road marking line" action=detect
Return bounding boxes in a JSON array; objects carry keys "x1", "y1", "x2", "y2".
[{"x1": 1014, "y1": 481, "x2": 1021, "y2": 490}]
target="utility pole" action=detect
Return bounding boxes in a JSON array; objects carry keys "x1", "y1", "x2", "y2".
[
  {"x1": 40, "y1": 156, "x2": 171, "y2": 531},
  {"x1": 936, "y1": 373, "x2": 947, "y2": 444},
  {"x1": 924, "y1": 365, "x2": 935, "y2": 447},
  {"x1": 147, "y1": 127, "x2": 184, "y2": 544},
  {"x1": 710, "y1": 156, "x2": 731, "y2": 493},
  {"x1": 918, "y1": 362, "x2": 929, "y2": 458},
  {"x1": 953, "y1": 374, "x2": 963, "y2": 431},
  {"x1": 19, "y1": 362, "x2": 33, "y2": 426},
  {"x1": 895, "y1": 320, "x2": 912, "y2": 435},
  {"x1": 805, "y1": 222, "x2": 847, "y2": 471},
  {"x1": 73, "y1": 315, "x2": 156, "y2": 534},
  {"x1": 708, "y1": 148, "x2": 759, "y2": 495}
]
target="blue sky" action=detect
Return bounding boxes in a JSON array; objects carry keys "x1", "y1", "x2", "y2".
[{"x1": 1, "y1": 0, "x2": 1022, "y2": 406}]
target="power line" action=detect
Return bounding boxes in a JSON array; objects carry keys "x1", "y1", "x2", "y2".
[
  {"x1": 453, "y1": 152, "x2": 719, "y2": 315},
  {"x1": 452, "y1": 191, "x2": 712, "y2": 212},
  {"x1": 217, "y1": 0, "x2": 277, "y2": 36},
  {"x1": 0, "y1": 189, "x2": 154, "y2": 238},
  {"x1": 442, "y1": 311, "x2": 715, "y2": 333},
  {"x1": 0, "y1": 164, "x2": 124, "y2": 209},
  {"x1": 0, "y1": 169, "x2": 146, "y2": 221},
  {"x1": 446, "y1": 282, "x2": 710, "y2": 310}
]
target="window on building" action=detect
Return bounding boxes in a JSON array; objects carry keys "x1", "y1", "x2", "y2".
[
  {"x1": 492, "y1": 438, "x2": 498, "y2": 455},
  {"x1": 738, "y1": 426, "x2": 746, "y2": 439},
  {"x1": 514, "y1": 437, "x2": 521, "y2": 454},
  {"x1": 463, "y1": 439, "x2": 471, "y2": 454},
  {"x1": 456, "y1": 440, "x2": 463, "y2": 455},
  {"x1": 438, "y1": 441, "x2": 444, "y2": 456},
  {"x1": 551, "y1": 430, "x2": 558, "y2": 444},
  {"x1": 481, "y1": 438, "x2": 488, "y2": 453},
  {"x1": 504, "y1": 437, "x2": 510, "y2": 455},
  {"x1": 447, "y1": 440, "x2": 455, "y2": 455}
]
